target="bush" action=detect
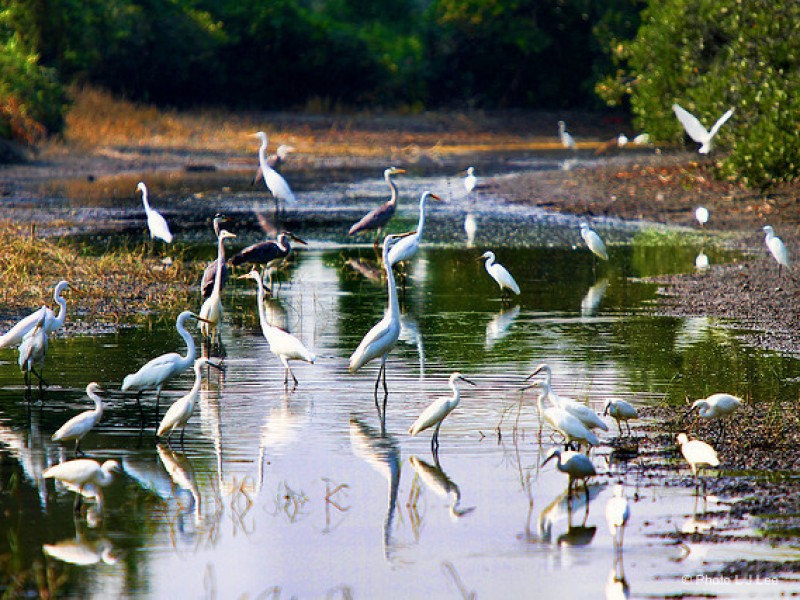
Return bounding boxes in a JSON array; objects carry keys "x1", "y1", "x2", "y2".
[{"x1": 597, "y1": 0, "x2": 800, "y2": 189}]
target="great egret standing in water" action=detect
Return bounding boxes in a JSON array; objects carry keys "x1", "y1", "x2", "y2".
[
  {"x1": 199, "y1": 230, "x2": 237, "y2": 340},
  {"x1": 672, "y1": 103, "x2": 734, "y2": 154},
  {"x1": 348, "y1": 166, "x2": 406, "y2": 247},
  {"x1": 349, "y1": 233, "x2": 412, "y2": 422},
  {"x1": 480, "y1": 251, "x2": 520, "y2": 300},
  {"x1": 253, "y1": 131, "x2": 296, "y2": 215},
  {"x1": 18, "y1": 312, "x2": 48, "y2": 392},
  {"x1": 763, "y1": 225, "x2": 790, "y2": 278},
  {"x1": 408, "y1": 372, "x2": 476, "y2": 457},
  {"x1": 0, "y1": 280, "x2": 72, "y2": 349},
  {"x1": 541, "y1": 448, "x2": 596, "y2": 501},
  {"x1": 52, "y1": 383, "x2": 106, "y2": 456},
  {"x1": 558, "y1": 120, "x2": 577, "y2": 151},
  {"x1": 43, "y1": 459, "x2": 121, "y2": 512},
  {"x1": 239, "y1": 269, "x2": 316, "y2": 387},
  {"x1": 157, "y1": 357, "x2": 220, "y2": 445},
  {"x1": 387, "y1": 191, "x2": 441, "y2": 268},
  {"x1": 136, "y1": 182, "x2": 173, "y2": 244}
]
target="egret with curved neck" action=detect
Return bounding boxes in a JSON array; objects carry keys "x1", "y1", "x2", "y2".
[
  {"x1": 52, "y1": 382, "x2": 106, "y2": 456},
  {"x1": 408, "y1": 372, "x2": 476, "y2": 457},
  {"x1": 387, "y1": 191, "x2": 441, "y2": 268},
  {"x1": 0, "y1": 280, "x2": 72, "y2": 350},
  {"x1": 199, "y1": 230, "x2": 237, "y2": 340},
  {"x1": 157, "y1": 357, "x2": 219, "y2": 445},
  {"x1": 254, "y1": 131, "x2": 296, "y2": 216}
]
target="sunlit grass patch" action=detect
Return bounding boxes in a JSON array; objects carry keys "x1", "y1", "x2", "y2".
[{"x1": 0, "y1": 221, "x2": 196, "y2": 325}]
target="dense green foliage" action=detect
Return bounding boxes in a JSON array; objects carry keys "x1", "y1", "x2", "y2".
[{"x1": 598, "y1": 0, "x2": 800, "y2": 189}]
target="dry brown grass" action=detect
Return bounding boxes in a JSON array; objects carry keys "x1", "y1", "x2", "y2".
[{"x1": 0, "y1": 221, "x2": 196, "y2": 325}]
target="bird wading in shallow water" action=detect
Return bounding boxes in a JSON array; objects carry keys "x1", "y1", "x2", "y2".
[
  {"x1": 521, "y1": 380, "x2": 599, "y2": 450},
  {"x1": 387, "y1": 191, "x2": 441, "y2": 278},
  {"x1": 541, "y1": 447, "x2": 596, "y2": 501},
  {"x1": 199, "y1": 230, "x2": 237, "y2": 342},
  {"x1": 684, "y1": 393, "x2": 742, "y2": 443},
  {"x1": 229, "y1": 231, "x2": 307, "y2": 293},
  {"x1": 0, "y1": 280, "x2": 74, "y2": 350},
  {"x1": 558, "y1": 120, "x2": 577, "y2": 151},
  {"x1": 408, "y1": 372, "x2": 476, "y2": 458},
  {"x1": 580, "y1": 222, "x2": 609, "y2": 264},
  {"x1": 603, "y1": 398, "x2": 638, "y2": 437},
  {"x1": 479, "y1": 251, "x2": 520, "y2": 302},
  {"x1": 18, "y1": 311, "x2": 48, "y2": 394},
  {"x1": 157, "y1": 357, "x2": 222, "y2": 446},
  {"x1": 348, "y1": 166, "x2": 406, "y2": 249},
  {"x1": 200, "y1": 214, "x2": 232, "y2": 301},
  {"x1": 677, "y1": 432, "x2": 719, "y2": 493},
  {"x1": 43, "y1": 459, "x2": 121, "y2": 513},
  {"x1": 52, "y1": 383, "x2": 107, "y2": 456}
]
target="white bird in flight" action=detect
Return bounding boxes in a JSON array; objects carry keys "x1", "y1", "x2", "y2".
[
  {"x1": 672, "y1": 103, "x2": 734, "y2": 154},
  {"x1": 137, "y1": 182, "x2": 173, "y2": 244}
]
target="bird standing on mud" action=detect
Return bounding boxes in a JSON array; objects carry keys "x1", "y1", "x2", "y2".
[
  {"x1": 348, "y1": 166, "x2": 406, "y2": 248},
  {"x1": 558, "y1": 120, "x2": 576, "y2": 151},
  {"x1": 603, "y1": 399, "x2": 638, "y2": 436},
  {"x1": 763, "y1": 225, "x2": 790, "y2": 278},
  {"x1": 137, "y1": 182, "x2": 173, "y2": 245},
  {"x1": 253, "y1": 131, "x2": 296, "y2": 216},
  {"x1": 677, "y1": 432, "x2": 719, "y2": 492}
]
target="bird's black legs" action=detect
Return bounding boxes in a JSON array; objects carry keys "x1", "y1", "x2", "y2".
[
  {"x1": 154, "y1": 389, "x2": 162, "y2": 427},
  {"x1": 432, "y1": 423, "x2": 442, "y2": 461}
]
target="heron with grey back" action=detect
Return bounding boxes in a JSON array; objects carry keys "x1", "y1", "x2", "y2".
[
  {"x1": 348, "y1": 167, "x2": 406, "y2": 249},
  {"x1": 229, "y1": 231, "x2": 307, "y2": 294},
  {"x1": 200, "y1": 214, "x2": 232, "y2": 301}
]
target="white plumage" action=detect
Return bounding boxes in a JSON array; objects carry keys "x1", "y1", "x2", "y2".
[
  {"x1": 18, "y1": 312, "x2": 48, "y2": 388},
  {"x1": 52, "y1": 382, "x2": 106, "y2": 454},
  {"x1": 763, "y1": 225, "x2": 790, "y2": 277},
  {"x1": 690, "y1": 393, "x2": 742, "y2": 420},
  {"x1": 239, "y1": 269, "x2": 315, "y2": 386},
  {"x1": 541, "y1": 448, "x2": 596, "y2": 496},
  {"x1": 137, "y1": 182, "x2": 173, "y2": 243},
  {"x1": 463, "y1": 167, "x2": 477, "y2": 193},
  {"x1": 254, "y1": 131, "x2": 296, "y2": 208},
  {"x1": 677, "y1": 432, "x2": 719, "y2": 476},
  {"x1": 157, "y1": 357, "x2": 215, "y2": 443},
  {"x1": 558, "y1": 120, "x2": 576, "y2": 150},
  {"x1": 387, "y1": 191, "x2": 440, "y2": 266},
  {"x1": 0, "y1": 280, "x2": 71, "y2": 349},
  {"x1": 43, "y1": 458, "x2": 120, "y2": 510},
  {"x1": 480, "y1": 250, "x2": 520, "y2": 297},
  {"x1": 603, "y1": 398, "x2": 638, "y2": 436},
  {"x1": 580, "y1": 222, "x2": 609, "y2": 261},
  {"x1": 408, "y1": 372, "x2": 476, "y2": 453},
  {"x1": 672, "y1": 103, "x2": 734, "y2": 154},
  {"x1": 529, "y1": 363, "x2": 609, "y2": 432},
  {"x1": 198, "y1": 229, "x2": 236, "y2": 337},
  {"x1": 525, "y1": 380, "x2": 600, "y2": 448},
  {"x1": 695, "y1": 206, "x2": 709, "y2": 227},
  {"x1": 605, "y1": 484, "x2": 630, "y2": 551}
]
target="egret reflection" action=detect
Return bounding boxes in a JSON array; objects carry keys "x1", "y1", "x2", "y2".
[
  {"x1": 537, "y1": 483, "x2": 605, "y2": 545},
  {"x1": 485, "y1": 305, "x2": 520, "y2": 350},
  {"x1": 581, "y1": 279, "x2": 609, "y2": 318},
  {"x1": 409, "y1": 455, "x2": 475, "y2": 519},
  {"x1": 43, "y1": 533, "x2": 118, "y2": 566}
]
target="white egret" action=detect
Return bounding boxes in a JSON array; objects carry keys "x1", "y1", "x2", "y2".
[
  {"x1": 580, "y1": 222, "x2": 609, "y2": 261},
  {"x1": 522, "y1": 380, "x2": 600, "y2": 449},
  {"x1": 527, "y1": 364, "x2": 609, "y2": 433},
  {"x1": 617, "y1": 134, "x2": 628, "y2": 148},
  {"x1": 695, "y1": 206, "x2": 709, "y2": 228},
  {"x1": 541, "y1": 447, "x2": 597, "y2": 500},
  {"x1": 605, "y1": 484, "x2": 630, "y2": 553},
  {"x1": 238, "y1": 269, "x2": 316, "y2": 387},
  {"x1": 253, "y1": 144, "x2": 296, "y2": 183},
  {"x1": 198, "y1": 229, "x2": 237, "y2": 338},
  {"x1": 464, "y1": 213, "x2": 477, "y2": 246},
  {"x1": 348, "y1": 166, "x2": 407, "y2": 247},
  {"x1": 603, "y1": 399, "x2": 638, "y2": 436},
  {"x1": 632, "y1": 133, "x2": 650, "y2": 145},
  {"x1": 463, "y1": 167, "x2": 477, "y2": 194},
  {"x1": 677, "y1": 433, "x2": 719, "y2": 489},
  {"x1": 122, "y1": 310, "x2": 210, "y2": 422},
  {"x1": 695, "y1": 251, "x2": 709, "y2": 270},
  {"x1": 43, "y1": 458, "x2": 121, "y2": 512},
  {"x1": 558, "y1": 120, "x2": 577, "y2": 151},
  {"x1": 349, "y1": 233, "x2": 412, "y2": 420},
  {"x1": 18, "y1": 312, "x2": 48, "y2": 392},
  {"x1": 52, "y1": 383, "x2": 106, "y2": 455},
  {"x1": 408, "y1": 372, "x2": 476, "y2": 456},
  {"x1": 0, "y1": 280, "x2": 72, "y2": 349},
  {"x1": 480, "y1": 250, "x2": 520, "y2": 299},
  {"x1": 200, "y1": 214, "x2": 232, "y2": 300},
  {"x1": 686, "y1": 393, "x2": 742, "y2": 442},
  {"x1": 763, "y1": 225, "x2": 790, "y2": 278},
  {"x1": 672, "y1": 103, "x2": 734, "y2": 154},
  {"x1": 253, "y1": 131, "x2": 296, "y2": 214},
  {"x1": 387, "y1": 191, "x2": 441, "y2": 267},
  {"x1": 157, "y1": 357, "x2": 219, "y2": 445},
  {"x1": 136, "y1": 182, "x2": 173, "y2": 244}
]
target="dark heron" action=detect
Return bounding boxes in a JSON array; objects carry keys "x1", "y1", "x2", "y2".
[
  {"x1": 348, "y1": 166, "x2": 406, "y2": 248},
  {"x1": 229, "y1": 231, "x2": 307, "y2": 290},
  {"x1": 200, "y1": 214, "x2": 233, "y2": 300}
]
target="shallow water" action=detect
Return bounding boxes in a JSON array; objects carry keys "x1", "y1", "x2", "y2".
[{"x1": 2, "y1": 162, "x2": 799, "y2": 597}]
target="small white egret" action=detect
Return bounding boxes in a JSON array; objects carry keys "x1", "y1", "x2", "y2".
[
  {"x1": 464, "y1": 212, "x2": 477, "y2": 246},
  {"x1": 580, "y1": 222, "x2": 609, "y2": 261},
  {"x1": 387, "y1": 191, "x2": 441, "y2": 267},
  {"x1": 677, "y1": 433, "x2": 719, "y2": 490},
  {"x1": 527, "y1": 364, "x2": 609, "y2": 433},
  {"x1": 541, "y1": 447, "x2": 597, "y2": 500},
  {"x1": 632, "y1": 133, "x2": 650, "y2": 145},
  {"x1": 238, "y1": 269, "x2": 316, "y2": 387},
  {"x1": 253, "y1": 131, "x2": 296, "y2": 213},
  {"x1": 43, "y1": 458, "x2": 121, "y2": 512},
  {"x1": 18, "y1": 312, "x2": 48, "y2": 392},
  {"x1": 122, "y1": 310, "x2": 210, "y2": 421},
  {"x1": 480, "y1": 251, "x2": 520, "y2": 299},
  {"x1": 695, "y1": 206, "x2": 709, "y2": 228},
  {"x1": 763, "y1": 225, "x2": 790, "y2": 278},
  {"x1": 603, "y1": 399, "x2": 638, "y2": 436},
  {"x1": 157, "y1": 357, "x2": 219, "y2": 445},
  {"x1": 408, "y1": 372, "x2": 476, "y2": 456},
  {"x1": 463, "y1": 167, "x2": 477, "y2": 194},
  {"x1": 52, "y1": 383, "x2": 106, "y2": 455},
  {"x1": 349, "y1": 233, "x2": 412, "y2": 420},
  {"x1": 0, "y1": 280, "x2": 72, "y2": 349},
  {"x1": 695, "y1": 251, "x2": 709, "y2": 270},
  {"x1": 522, "y1": 380, "x2": 600, "y2": 449},
  {"x1": 672, "y1": 103, "x2": 734, "y2": 154},
  {"x1": 617, "y1": 134, "x2": 629, "y2": 148},
  {"x1": 605, "y1": 484, "x2": 630, "y2": 553},
  {"x1": 43, "y1": 538, "x2": 118, "y2": 566},
  {"x1": 198, "y1": 230, "x2": 237, "y2": 338},
  {"x1": 348, "y1": 166, "x2": 407, "y2": 247},
  {"x1": 136, "y1": 182, "x2": 173, "y2": 244},
  {"x1": 558, "y1": 120, "x2": 577, "y2": 151},
  {"x1": 686, "y1": 393, "x2": 742, "y2": 442}
]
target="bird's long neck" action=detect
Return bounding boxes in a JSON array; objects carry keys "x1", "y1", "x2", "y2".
[
  {"x1": 140, "y1": 188, "x2": 151, "y2": 212},
  {"x1": 449, "y1": 378, "x2": 461, "y2": 406},
  {"x1": 189, "y1": 363, "x2": 205, "y2": 400},
  {"x1": 278, "y1": 234, "x2": 291, "y2": 255},
  {"x1": 253, "y1": 275, "x2": 272, "y2": 335},
  {"x1": 257, "y1": 139, "x2": 272, "y2": 175},
  {"x1": 98, "y1": 465, "x2": 115, "y2": 486},
  {"x1": 383, "y1": 243, "x2": 399, "y2": 321},
  {"x1": 484, "y1": 254, "x2": 495, "y2": 268},
  {"x1": 177, "y1": 316, "x2": 196, "y2": 365},
  {"x1": 52, "y1": 290, "x2": 67, "y2": 328},
  {"x1": 386, "y1": 173, "x2": 399, "y2": 206},
  {"x1": 212, "y1": 236, "x2": 226, "y2": 296},
  {"x1": 88, "y1": 390, "x2": 104, "y2": 415},
  {"x1": 416, "y1": 195, "x2": 428, "y2": 236}
]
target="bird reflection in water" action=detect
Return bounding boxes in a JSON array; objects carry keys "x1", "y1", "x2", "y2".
[
  {"x1": 157, "y1": 443, "x2": 206, "y2": 538},
  {"x1": 43, "y1": 515, "x2": 119, "y2": 566},
  {"x1": 485, "y1": 305, "x2": 520, "y2": 350},
  {"x1": 408, "y1": 455, "x2": 475, "y2": 525},
  {"x1": 581, "y1": 278, "x2": 609, "y2": 318},
  {"x1": 257, "y1": 390, "x2": 310, "y2": 495},
  {"x1": 349, "y1": 416, "x2": 400, "y2": 562},
  {"x1": 605, "y1": 555, "x2": 630, "y2": 600},
  {"x1": 534, "y1": 483, "x2": 605, "y2": 546}
]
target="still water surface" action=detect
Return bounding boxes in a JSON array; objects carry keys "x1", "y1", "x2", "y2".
[{"x1": 1, "y1": 162, "x2": 798, "y2": 598}]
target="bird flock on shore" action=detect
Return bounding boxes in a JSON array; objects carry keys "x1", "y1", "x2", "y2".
[{"x1": 0, "y1": 115, "x2": 759, "y2": 562}]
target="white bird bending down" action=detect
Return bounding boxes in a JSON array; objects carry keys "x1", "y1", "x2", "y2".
[
  {"x1": 763, "y1": 225, "x2": 790, "y2": 278},
  {"x1": 18, "y1": 311, "x2": 48, "y2": 392},
  {"x1": 408, "y1": 372, "x2": 476, "y2": 456},
  {"x1": 387, "y1": 191, "x2": 441, "y2": 267},
  {"x1": 541, "y1": 447, "x2": 596, "y2": 500},
  {"x1": 136, "y1": 182, "x2": 173, "y2": 244},
  {"x1": 605, "y1": 484, "x2": 630, "y2": 552},
  {"x1": 522, "y1": 380, "x2": 600, "y2": 450},
  {"x1": 157, "y1": 357, "x2": 220, "y2": 445},
  {"x1": 463, "y1": 167, "x2": 477, "y2": 194},
  {"x1": 527, "y1": 364, "x2": 609, "y2": 433},
  {"x1": 253, "y1": 131, "x2": 296, "y2": 213},
  {"x1": 199, "y1": 229, "x2": 237, "y2": 339},
  {"x1": 122, "y1": 310, "x2": 210, "y2": 422},
  {"x1": 580, "y1": 222, "x2": 609, "y2": 261},
  {"x1": 0, "y1": 280, "x2": 73, "y2": 350},
  {"x1": 238, "y1": 269, "x2": 316, "y2": 387},
  {"x1": 349, "y1": 233, "x2": 413, "y2": 421},
  {"x1": 558, "y1": 120, "x2": 576, "y2": 151},
  {"x1": 480, "y1": 251, "x2": 520, "y2": 300},
  {"x1": 52, "y1": 383, "x2": 106, "y2": 455},
  {"x1": 43, "y1": 458, "x2": 121, "y2": 512},
  {"x1": 677, "y1": 432, "x2": 719, "y2": 490},
  {"x1": 603, "y1": 399, "x2": 638, "y2": 436},
  {"x1": 672, "y1": 103, "x2": 734, "y2": 154},
  {"x1": 686, "y1": 393, "x2": 742, "y2": 442}
]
